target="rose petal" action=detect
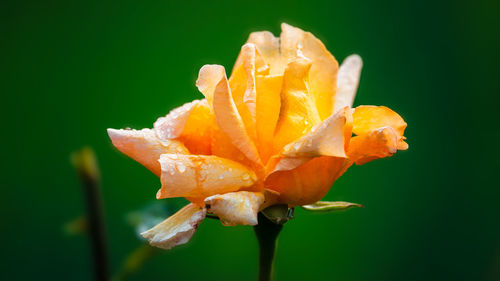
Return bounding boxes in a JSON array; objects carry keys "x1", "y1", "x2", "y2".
[
  {"x1": 209, "y1": 66, "x2": 262, "y2": 165},
  {"x1": 348, "y1": 126, "x2": 403, "y2": 165},
  {"x1": 154, "y1": 99, "x2": 213, "y2": 155},
  {"x1": 352, "y1": 106, "x2": 407, "y2": 137},
  {"x1": 107, "y1": 128, "x2": 189, "y2": 176},
  {"x1": 280, "y1": 23, "x2": 339, "y2": 120},
  {"x1": 154, "y1": 100, "x2": 202, "y2": 140},
  {"x1": 266, "y1": 156, "x2": 310, "y2": 173},
  {"x1": 197, "y1": 64, "x2": 261, "y2": 165},
  {"x1": 210, "y1": 125, "x2": 251, "y2": 164},
  {"x1": 157, "y1": 154, "x2": 257, "y2": 199},
  {"x1": 196, "y1": 64, "x2": 225, "y2": 107},
  {"x1": 273, "y1": 59, "x2": 321, "y2": 154},
  {"x1": 204, "y1": 191, "x2": 265, "y2": 226},
  {"x1": 238, "y1": 31, "x2": 281, "y2": 75},
  {"x1": 333, "y1": 55, "x2": 363, "y2": 113},
  {"x1": 229, "y1": 44, "x2": 259, "y2": 141},
  {"x1": 281, "y1": 107, "x2": 352, "y2": 158},
  {"x1": 255, "y1": 74, "x2": 283, "y2": 163},
  {"x1": 265, "y1": 156, "x2": 351, "y2": 206},
  {"x1": 141, "y1": 203, "x2": 206, "y2": 250},
  {"x1": 233, "y1": 42, "x2": 270, "y2": 76}
]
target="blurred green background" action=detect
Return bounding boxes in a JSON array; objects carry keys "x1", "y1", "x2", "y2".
[{"x1": 2, "y1": 0, "x2": 499, "y2": 280}]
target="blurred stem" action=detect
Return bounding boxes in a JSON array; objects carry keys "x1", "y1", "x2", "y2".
[
  {"x1": 72, "y1": 147, "x2": 110, "y2": 281},
  {"x1": 253, "y1": 213, "x2": 283, "y2": 281},
  {"x1": 112, "y1": 245, "x2": 159, "y2": 281}
]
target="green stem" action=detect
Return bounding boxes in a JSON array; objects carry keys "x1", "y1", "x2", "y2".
[
  {"x1": 253, "y1": 213, "x2": 283, "y2": 281},
  {"x1": 72, "y1": 147, "x2": 110, "y2": 281}
]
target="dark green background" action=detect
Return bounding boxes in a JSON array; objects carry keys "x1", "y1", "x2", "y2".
[{"x1": 2, "y1": 0, "x2": 499, "y2": 280}]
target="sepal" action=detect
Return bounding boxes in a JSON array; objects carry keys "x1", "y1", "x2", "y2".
[{"x1": 301, "y1": 201, "x2": 363, "y2": 213}]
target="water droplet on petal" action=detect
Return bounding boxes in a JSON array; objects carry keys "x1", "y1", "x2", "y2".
[
  {"x1": 293, "y1": 142, "x2": 301, "y2": 150},
  {"x1": 176, "y1": 163, "x2": 186, "y2": 173}
]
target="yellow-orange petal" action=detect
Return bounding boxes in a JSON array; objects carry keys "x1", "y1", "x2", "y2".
[
  {"x1": 281, "y1": 107, "x2": 352, "y2": 158},
  {"x1": 154, "y1": 100, "x2": 202, "y2": 140},
  {"x1": 280, "y1": 23, "x2": 339, "y2": 120},
  {"x1": 352, "y1": 106, "x2": 407, "y2": 137},
  {"x1": 107, "y1": 128, "x2": 189, "y2": 176},
  {"x1": 348, "y1": 127, "x2": 403, "y2": 165},
  {"x1": 212, "y1": 67, "x2": 262, "y2": 165},
  {"x1": 204, "y1": 191, "x2": 264, "y2": 226},
  {"x1": 273, "y1": 59, "x2": 321, "y2": 154},
  {"x1": 154, "y1": 99, "x2": 213, "y2": 155},
  {"x1": 255, "y1": 74, "x2": 283, "y2": 163},
  {"x1": 239, "y1": 31, "x2": 281, "y2": 75},
  {"x1": 141, "y1": 203, "x2": 206, "y2": 250},
  {"x1": 265, "y1": 156, "x2": 351, "y2": 206},
  {"x1": 233, "y1": 42, "x2": 270, "y2": 76},
  {"x1": 196, "y1": 64, "x2": 225, "y2": 106},
  {"x1": 229, "y1": 44, "x2": 259, "y2": 142},
  {"x1": 157, "y1": 154, "x2": 257, "y2": 199},
  {"x1": 266, "y1": 156, "x2": 310, "y2": 174},
  {"x1": 333, "y1": 55, "x2": 363, "y2": 113}
]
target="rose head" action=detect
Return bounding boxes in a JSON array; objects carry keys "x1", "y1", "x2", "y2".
[{"x1": 108, "y1": 23, "x2": 408, "y2": 249}]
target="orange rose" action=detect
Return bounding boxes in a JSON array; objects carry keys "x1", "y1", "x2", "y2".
[{"x1": 108, "y1": 23, "x2": 408, "y2": 249}]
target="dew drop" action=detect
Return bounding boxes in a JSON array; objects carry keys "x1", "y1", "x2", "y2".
[
  {"x1": 293, "y1": 142, "x2": 301, "y2": 150},
  {"x1": 176, "y1": 163, "x2": 186, "y2": 173}
]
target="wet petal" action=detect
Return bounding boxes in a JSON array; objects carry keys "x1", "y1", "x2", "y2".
[
  {"x1": 353, "y1": 106, "x2": 407, "y2": 136},
  {"x1": 240, "y1": 31, "x2": 281, "y2": 75},
  {"x1": 266, "y1": 156, "x2": 310, "y2": 173},
  {"x1": 154, "y1": 100, "x2": 202, "y2": 140},
  {"x1": 212, "y1": 66, "x2": 262, "y2": 165},
  {"x1": 196, "y1": 64, "x2": 225, "y2": 106},
  {"x1": 229, "y1": 44, "x2": 259, "y2": 141},
  {"x1": 281, "y1": 107, "x2": 352, "y2": 158},
  {"x1": 233, "y1": 42, "x2": 270, "y2": 76},
  {"x1": 333, "y1": 55, "x2": 363, "y2": 113},
  {"x1": 265, "y1": 156, "x2": 351, "y2": 206},
  {"x1": 154, "y1": 99, "x2": 214, "y2": 155},
  {"x1": 280, "y1": 23, "x2": 339, "y2": 120},
  {"x1": 107, "y1": 128, "x2": 189, "y2": 176},
  {"x1": 348, "y1": 126, "x2": 402, "y2": 165},
  {"x1": 197, "y1": 64, "x2": 261, "y2": 164},
  {"x1": 210, "y1": 125, "x2": 252, "y2": 165},
  {"x1": 273, "y1": 59, "x2": 321, "y2": 154},
  {"x1": 141, "y1": 204, "x2": 206, "y2": 250},
  {"x1": 204, "y1": 191, "x2": 264, "y2": 226},
  {"x1": 157, "y1": 154, "x2": 257, "y2": 199},
  {"x1": 255, "y1": 74, "x2": 283, "y2": 163}
]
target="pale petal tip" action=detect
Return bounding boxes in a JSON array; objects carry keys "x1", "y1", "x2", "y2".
[
  {"x1": 281, "y1": 22, "x2": 295, "y2": 30},
  {"x1": 106, "y1": 128, "x2": 118, "y2": 138},
  {"x1": 107, "y1": 128, "x2": 126, "y2": 144},
  {"x1": 140, "y1": 204, "x2": 206, "y2": 250},
  {"x1": 344, "y1": 54, "x2": 363, "y2": 66}
]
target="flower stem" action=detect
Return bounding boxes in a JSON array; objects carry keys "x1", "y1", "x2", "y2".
[
  {"x1": 253, "y1": 213, "x2": 283, "y2": 281},
  {"x1": 72, "y1": 147, "x2": 110, "y2": 281}
]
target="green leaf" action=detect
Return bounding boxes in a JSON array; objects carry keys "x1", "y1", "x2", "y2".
[
  {"x1": 301, "y1": 201, "x2": 364, "y2": 213},
  {"x1": 261, "y1": 204, "x2": 294, "y2": 225}
]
